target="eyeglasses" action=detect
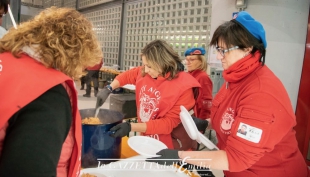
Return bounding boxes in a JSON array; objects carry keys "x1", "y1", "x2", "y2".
[
  {"x1": 216, "y1": 46, "x2": 239, "y2": 57},
  {"x1": 184, "y1": 58, "x2": 198, "y2": 63}
]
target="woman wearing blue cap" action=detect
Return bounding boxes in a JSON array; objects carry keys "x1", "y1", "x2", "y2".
[
  {"x1": 147, "y1": 11, "x2": 309, "y2": 177},
  {"x1": 184, "y1": 47, "x2": 213, "y2": 121}
]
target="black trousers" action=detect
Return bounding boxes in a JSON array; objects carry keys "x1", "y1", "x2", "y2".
[{"x1": 85, "y1": 70, "x2": 99, "y2": 95}]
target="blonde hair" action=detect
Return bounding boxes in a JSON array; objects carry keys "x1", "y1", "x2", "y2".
[
  {"x1": 140, "y1": 39, "x2": 182, "y2": 80},
  {"x1": 0, "y1": 7, "x2": 102, "y2": 79},
  {"x1": 196, "y1": 55, "x2": 208, "y2": 71}
]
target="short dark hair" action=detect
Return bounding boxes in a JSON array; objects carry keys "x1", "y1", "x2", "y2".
[
  {"x1": 0, "y1": 0, "x2": 9, "y2": 14},
  {"x1": 210, "y1": 21, "x2": 266, "y2": 65}
]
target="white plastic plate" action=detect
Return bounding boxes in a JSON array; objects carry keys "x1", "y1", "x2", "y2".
[
  {"x1": 122, "y1": 84, "x2": 136, "y2": 90},
  {"x1": 180, "y1": 106, "x2": 219, "y2": 150},
  {"x1": 128, "y1": 136, "x2": 167, "y2": 157}
]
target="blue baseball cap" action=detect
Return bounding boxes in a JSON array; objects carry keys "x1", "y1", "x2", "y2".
[
  {"x1": 232, "y1": 11, "x2": 267, "y2": 48},
  {"x1": 184, "y1": 47, "x2": 206, "y2": 56}
]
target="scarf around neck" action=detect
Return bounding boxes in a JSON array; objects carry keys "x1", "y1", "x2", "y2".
[{"x1": 223, "y1": 51, "x2": 261, "y2": 82}]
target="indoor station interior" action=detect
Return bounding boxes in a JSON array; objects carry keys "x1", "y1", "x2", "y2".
[{"x1": 1, "y1": 0, "x2": 310, "y2": 176}]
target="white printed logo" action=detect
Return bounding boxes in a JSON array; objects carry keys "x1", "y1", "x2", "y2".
[
  {"x1": 139, "y1": 85, "x2": 160, "y2": 122},
  {"x1": 220, "y1": 107, "x2": 235, "y2": 134}
]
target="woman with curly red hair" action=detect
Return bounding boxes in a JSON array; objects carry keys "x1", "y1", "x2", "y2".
[{"x1": 0, "y1": 7, "x2": 102, "y2": 177}]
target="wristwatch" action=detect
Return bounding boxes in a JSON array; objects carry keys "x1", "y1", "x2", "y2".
[{"x1": 106, "y1": 85, "x2": 113, "y2": 92}]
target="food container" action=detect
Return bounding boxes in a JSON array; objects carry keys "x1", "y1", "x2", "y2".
[{"x1": 79, "y1": 108, "x2": 124, "y2": 168}]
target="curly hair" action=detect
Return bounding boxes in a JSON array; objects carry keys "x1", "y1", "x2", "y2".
[
  {"x1": 0, "y1": 7, "x2": 103, "y2": 79},
  {"x1": 140, "y1": 39, "x2": 183, "y2": 80}
]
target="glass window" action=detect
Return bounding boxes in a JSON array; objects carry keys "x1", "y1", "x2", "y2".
[
  {"x1": 190, "y1": 9, "x2": 194, "y2": 15},
  {"x1": 196, "y1": 26, "x2": 200, "y2": 32},
  {"x1": 181, "y1": 43, "x2": 185, "y2": 48},
  {"x1": 184, "y1": 10, "x2": 187, "y2": 15},
  {"x1": 197, "y1": 17, "x2": 201, "y2": 23},
  {"x1": 202, "y1": 25, "x2": 207, "y2": 32},
  {"x1": 190, "y1": 18, "x2": 194, "y2": 23},
  {"x1": 184, "y1": 2, "x2": 188, "y2": 8},
  {"x1": 203, "y1": 17, "x2": 208, "y2": 22},
  {"x1": 178, "y1": 3, "x2": 182, "y2": 8},
  {"x1": 204, "y1": 8, "x2": 208, "y2": 14},
  {"x1": 191, "y1": 1, "x2": 195, "y2": 6},
  {"x1": 183, "y1": 18, "x2": 187, "y2": 23},
  {"x1": 205, "y1": 0, "x2": 209, "y2": 5}
]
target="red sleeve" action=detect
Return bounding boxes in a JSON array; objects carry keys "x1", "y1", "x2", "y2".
[
  {"x1": 87, "y1": 60, "x2": 103, "y2": 70},
  {"x1": 145, "y1": 88, "x2": 195, "y2": 134},
  {"x1": 115, "y1": 66, "x2": 141, "y2": 86},
  {"x1": 196, "y1": 75, "x2": 213, "y2": 118}
]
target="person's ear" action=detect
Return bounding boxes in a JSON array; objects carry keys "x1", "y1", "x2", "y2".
[{"x1": 244, "y1": 46, "x2": 253, "y2": 53}]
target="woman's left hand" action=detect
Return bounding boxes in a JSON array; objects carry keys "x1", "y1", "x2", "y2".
[{"x1": 109, "y1": 122, "x2": 131, "y2": 138}]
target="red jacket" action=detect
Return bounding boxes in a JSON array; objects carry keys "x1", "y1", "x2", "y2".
[
  {"x1": 87, "y1": 60, "x2": 103, "y2": 70},
  {"x1": 188, "y1": 70, "x2": 213, "y2": 119},
  {"x1": 116, "y1": 66, "x2": 201, "y2": 148},
  {"x1": 211, "y1": 53, "x2": 308, "y2": 177},
  {"x1": 0, "y1": 53, "x2": 82, "y2": 177}
]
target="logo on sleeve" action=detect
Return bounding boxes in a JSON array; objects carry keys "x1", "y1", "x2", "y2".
[
  {"x1": 236, "y1": 122, "x2": 262, "y2": 143},
  {"x1": 220, "y1": 107, "x2": 235, "y2": 135}
]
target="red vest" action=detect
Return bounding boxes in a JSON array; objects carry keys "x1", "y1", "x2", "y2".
[
  {"x1": 0, "y1": 52, "x2": 82, "y2": 177},
  {"x1": 135, "y1": 71, "x2": 200, "y2": 148}
]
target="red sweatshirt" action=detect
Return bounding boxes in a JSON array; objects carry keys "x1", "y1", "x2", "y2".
[
  {"x1": 211, "y1": 52, "x2": 308, "y2": 177},
  {"x1": 116, "y1": 66, "x2": 201, "y2": 148},
  {"x1": 188, "y1": 70, "x2": 213, "y2": 119}
]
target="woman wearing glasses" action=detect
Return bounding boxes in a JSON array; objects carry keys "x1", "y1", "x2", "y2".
[
  {"x1": 184, "y1": 47, "x2": 213, "y2": 122},
  {"x1": 147, "y1": 11, "x2": 309, "y2": 177}
]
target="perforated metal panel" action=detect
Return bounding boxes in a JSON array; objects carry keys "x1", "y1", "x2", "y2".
[
  {"x1": 82, "y1": 5, "x2": 122, "y2": 66},
  {"x1": 78, "y1": 0, "x2": 114, "y2": 9},
  {"x1": 63, "y1": 0, "x2": 76, "y2": 9},
  {"x1": 39, "y1": 0, "x2": 212, "y2": 70},
  {"x1": 121, "y1": 0, "x2": 212, "y2": 70}
]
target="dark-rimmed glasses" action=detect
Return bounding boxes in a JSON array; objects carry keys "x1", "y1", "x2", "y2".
[{"x1": 216, "y1": 46, "x2": 239, "y2": 57}]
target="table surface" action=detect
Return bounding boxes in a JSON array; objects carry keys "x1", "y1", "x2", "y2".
[{"x1": 80, "y1": 136, "x2": 199, "y2": 177}]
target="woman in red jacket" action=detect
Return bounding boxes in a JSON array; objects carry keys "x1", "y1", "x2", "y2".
[
  {"x1": 147, "y1": 11, "x2": 309, "y2": 177},
  {"x1": 184, "y1": 47, "x2": 213, "y2": 120},
  {"x1": 96, "y1": 39, "x2": 201, "y2": 150},
  {"x1": 0, "y1": 7, "x2": 102, "y2": 177},
  {"x1": 183, "y1": 47, "x2": 215, "y2": 176}
]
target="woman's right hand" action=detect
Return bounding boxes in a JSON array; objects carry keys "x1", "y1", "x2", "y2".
[{"x1": 95, "y1": 85, "x2": 112, "y2": 108}]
